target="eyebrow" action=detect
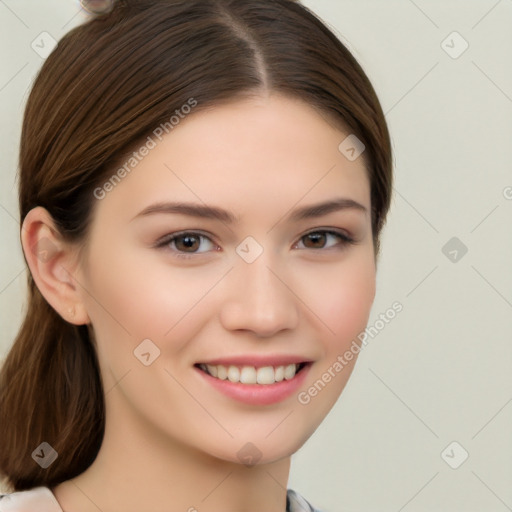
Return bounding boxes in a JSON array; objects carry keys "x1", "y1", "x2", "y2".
[{"x1": 131, "y1": 197, "x2": 367, "y2": 224}]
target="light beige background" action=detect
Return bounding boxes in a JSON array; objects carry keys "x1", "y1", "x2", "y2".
[{"x1": 1, "y1": 1, "x2": 511, "y2": 511}]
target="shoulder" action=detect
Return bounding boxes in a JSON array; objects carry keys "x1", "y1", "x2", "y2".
[
  {"x1": 0, "y1": 486, "x2": 62, "y2": 512},
  {"x1": 287, "y1": 488, "x2": 324, "y2": 512}
]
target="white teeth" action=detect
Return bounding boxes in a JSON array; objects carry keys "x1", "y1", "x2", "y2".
[
  {"x1": 227, "y1": 365, "x2": 240, "y2": 382},
  {"x1": 199, "y1": 363, "x2": 301, "y2": 385},
  {"x1": 274, "y1": 366, "x2": 284, "y2": 382},
  {"x1": 284, "y1": 363, "x2": 296, "y2": 380},
  {"x1": 240, "y1": 366, "x2": 257, "y2": 384},
  {"x1": 216, "y1": 365, "x2": 227, "y2": 380},
  {"x1": 206, "y1": 364, "x2": 218, "y2": 377},
  {"x1": 256, "y1": 366, "x2": 274, "y2": 385}
]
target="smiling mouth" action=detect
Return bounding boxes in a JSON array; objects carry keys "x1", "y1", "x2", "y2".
[{"x1": 195, "y1": 362, "x2": 309, "y2": 385}]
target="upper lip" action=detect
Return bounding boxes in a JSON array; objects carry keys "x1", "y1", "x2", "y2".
[{"x1": 196, "y1": 355, "x2": 313, "y2": 367}]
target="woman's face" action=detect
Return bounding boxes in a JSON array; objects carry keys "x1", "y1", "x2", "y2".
[{"x1": 76, "y1": 93, "x2": 376, "y2": 464}]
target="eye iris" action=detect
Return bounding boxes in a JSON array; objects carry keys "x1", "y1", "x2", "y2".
[
  {"x1": 176, "y1": 235, "x2": 200, "y2": 252},
  {"x1": 304, "y1": 232, "x2": 326, "y2": 249}
]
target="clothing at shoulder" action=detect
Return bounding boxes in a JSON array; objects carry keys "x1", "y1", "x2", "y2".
[
  {"x1": 287, "y1": 489, "x2": 323, "y2": 512},
  {"x1": 0, "y1": 486, "x2": 322, "y2": 512},
  {"x1": 0, "y1": 486, "x2": 62, "y2": 511}
]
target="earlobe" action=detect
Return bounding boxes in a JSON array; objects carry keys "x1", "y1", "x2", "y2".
[{"x1": 20, "y1": 206, "x2": 90, "y2": 325}]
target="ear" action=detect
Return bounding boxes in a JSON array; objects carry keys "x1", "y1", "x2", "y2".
[{"x1": 20, "y1": 206, "x2": 90, "y2": 325}]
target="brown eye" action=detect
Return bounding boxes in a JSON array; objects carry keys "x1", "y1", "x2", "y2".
[
  {"x1": 297, "y1": 230, "x2": 354, "y2": 250},
  {"x1": 155, "y1": 231, "x2": 216, "y2": 259},
  {"x1": 174, "y1": 234, "x2": 201, "y2": 252},
  {"x1": 302, "y1": 232, "x2": 328, "y2": 249}
]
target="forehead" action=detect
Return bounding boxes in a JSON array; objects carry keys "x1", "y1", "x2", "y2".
[{"x1": 92, "y1": 94, "x2": 371, "y2": 225}]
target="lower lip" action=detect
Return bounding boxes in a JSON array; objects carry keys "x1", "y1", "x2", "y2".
[{"x1": 195, "y1": 364, "x2": 312, "y2": 405}]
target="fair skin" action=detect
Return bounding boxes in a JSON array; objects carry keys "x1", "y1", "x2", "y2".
[{"x1": 22, "y1": 93, "x2": 376, "y2": 512}]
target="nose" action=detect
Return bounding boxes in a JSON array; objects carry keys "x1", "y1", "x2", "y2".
[{"x1": 219, "y1": 253, "x2": 300, "y2": 338}]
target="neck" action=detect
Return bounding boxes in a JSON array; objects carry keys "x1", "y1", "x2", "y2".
[{"x1": 52, "y1": 397, "x2": 291, "y2": 512}]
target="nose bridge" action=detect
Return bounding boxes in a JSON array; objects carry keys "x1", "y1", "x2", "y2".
[{"x1": 220, "y1": 242, "x2": 299, "y2": 336}]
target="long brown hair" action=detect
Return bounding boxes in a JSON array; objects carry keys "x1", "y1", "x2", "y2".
[{"x1": 0, "y1": 0, "x2": 393, "y2": 492}]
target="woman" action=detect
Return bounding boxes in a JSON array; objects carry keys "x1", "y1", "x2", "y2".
[{"x1": 0, "y1": 0, "x2": 393, "y2": 510}]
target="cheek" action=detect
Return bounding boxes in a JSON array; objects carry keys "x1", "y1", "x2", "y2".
[
  {"x1": 298, "y1": 251, "x2": 376, "y2": 351},
  {"x1": 86, "y1": 255, "x2": 163, "y2": 333},
  {"x1": 82, "y1": 243, "x2": 220, "y2": 358},
  {"x1": 291, "y1": 254, "x2": 375, "y2": 427}
]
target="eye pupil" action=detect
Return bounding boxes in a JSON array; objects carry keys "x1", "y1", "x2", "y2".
[
  {"x1": 304, "y1": 232, "x2": 326, "y2": 248},
  {"x1": 176, "y1": 235, "x2": 199, "y2": 251}
]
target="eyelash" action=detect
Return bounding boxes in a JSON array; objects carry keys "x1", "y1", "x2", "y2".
[{"x1": 154, "y1": 229, "x2": 356, "y2": 260}]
